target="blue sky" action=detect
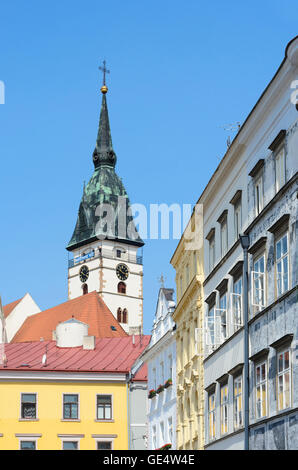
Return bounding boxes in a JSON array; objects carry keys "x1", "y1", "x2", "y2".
[{"x1": 0, "y1": 0, "x2": 297, "y2": 334}]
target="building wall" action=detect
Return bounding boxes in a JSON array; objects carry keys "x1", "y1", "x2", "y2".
[
  {"x1": 4, "y1": 293, "x2": 40, "y2": 342},
  {"x1": 0, "y1": 380, "x2": 128, "y2": 450},
  {"x1": 129, "y1": 382, "x2": 148, "y2": 450}
]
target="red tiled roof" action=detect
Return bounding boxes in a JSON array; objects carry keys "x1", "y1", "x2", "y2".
[
  {"x1": 11, "y1": 291, "x2": 127, "y2": 342},
  {"x1": 0, "y1": 335, "x2": 151, "y2": 373},
  {"x1": 3, "y1": 297, "x2": 24, "y2": 318}
]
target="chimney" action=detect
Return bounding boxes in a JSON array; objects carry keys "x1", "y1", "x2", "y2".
[{"x1": 83, "y1": 335, "x2": 96, "y2": 350}]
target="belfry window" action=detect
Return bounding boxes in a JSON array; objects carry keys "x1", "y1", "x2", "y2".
[
  {"x1": 82, "y1": 283, "x2": 88, "y2": 295},
  {"x1": 122, "y1": 308, "x2": 128, "y2": 324},
  {"x1": 117, "y1": 308, "x2": 122, "y2": 323},
  {"x1": 118, "y1": 282, "x2": 126, "y2": 294}
]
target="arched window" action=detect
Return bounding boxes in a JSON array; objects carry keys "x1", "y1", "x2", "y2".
[
  {"x1": 82, "y1": 284, "x2": 88, "y2": 295},
  {"x1": 117, "y1": 308, "x2": 122, "y2": 323},
  {"x1": 122, "y1": 309, "x2": 128, "y2": 324},
  {"x1": 118, "y1": 282, "x2": 126, "y2": 294}
]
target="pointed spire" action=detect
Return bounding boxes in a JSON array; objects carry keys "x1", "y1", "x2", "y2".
[{"x1": 92, "y1": 61, "x2": 117, "y2": 169}]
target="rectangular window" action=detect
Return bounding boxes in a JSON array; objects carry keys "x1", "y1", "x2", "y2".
[
  {"x1": 116, "y1": 249, "x2": 122, "y2": 258},
  {"x1": 63, "y1": 441, "x2": 78, "y2": 450},
  {"x1": 168, "y1": 417, "x2": 173, "y2": 443},
  {"x1": 234, "y1": 199, "x2": 242, "y2": 241},
  {"x1": 21, "y1": 394, "x2": 37, "y2": 419},
  {"x1": 255, "y1": 174, "x2": 263, "y2": 216},
  {"x1": 220, "y1": 218, "x2": 228, "y2": 257},
  {"x1": 219, "y1": 293, "x2": 227, "y2": 341},
  {"x1": 276, "y1": 233, "x2": 289, "y2": 297},
  {"x1": 160, "y1": 362, "x2": 164, "y2": 384},
  {"x1": 275, "y1": 147, "x2": 286, "y2": 192},
  {"x1": 20, "y1": 440, "x2": 36, "y2": 450},
  {"x1": 208, "y1": 392, "x2": 216, "y2": 440},
  {"x1": 97, "y1": 441, "x2": 112, "y2": 450},
  {"x1": 206, "y1": 305, "x2": 221, "y2": 351},
  {"x1": 160, "y1": 421, "x2": 165, "y2": 445},
  {"x1": 152, "y1": 425, "x2": 157, "y2": 449},
  {"x1": 168, "y1": 355, "x2": 173, "y2": 381},
  {"x1": 63, "y1": 394, "x2": 79, "y2": 420},
  {"x1": 220, "y1": 384, "x2": 228, "y2": 435},
  {"x1": 231, "y1": 277, "x2": 242, "y2": 331},
  {"x1": 277, "y1": 349, "x2": 291, "y2": 411},
  {"x1": 234, "y1": 375, "x2": 243, "y2": 430},
  {"x1": 252, "y1": 254, "x2": 266, "y2": 312},
  {"x1": 97, "y1": 395, "x2": 112, "y2": 420},
  {"x1": 255, "y1": 361, "x2": 267, "y2": 419},
  {"x1": 209, "y1": 236, "x2": 215, "y2": 271}
]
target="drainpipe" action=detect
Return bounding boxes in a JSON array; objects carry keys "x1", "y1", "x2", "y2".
[{"x1": 240, "y1": 234, "x2": 250, "y2": 450}]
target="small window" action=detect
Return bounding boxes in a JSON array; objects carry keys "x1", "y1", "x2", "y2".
[
  {"x1": 255, "y1": 361, "x2": 267, "y2": 419},
  {"x1": 219, "y1": 293, "x2": 227, "y2": 341},
  {"x1": 21, "y1": 393, "x2": 37, "y2": 419},
  {"x1": 234, "y1": 198, "x2": 242, "y2": 241},
  {"x1": 168, "y1": 417, "x2": 173, "y2": 443},
  {"x1": 234, "y1": 375, "x2": 243, "y2": 430},
  {"x1": 208, "y1": 392, "x2": 216, "y2": 440},
  {"x1": 82, "y1": 283, "x2": 88, "y2": 295},
  {"x1": 275, "y1": 147, "x2": 286, "y2": 192},
  {"x1": 231, "y1": 277, "x2": 242, "y2": 331},
  {"x1": 276, "y1": 233, "x2": 289, "y2": 297},
  {"x1": 252, "y1": 254, "x2": 266, "y2": 313},
  {"x1": 277, "y1": 349, "x2": 291, "y2": 411},
  {"x1": 152, "y1": 425, "x2": 157, "y2": 449},
  {"x1": 118, "y1": 282, "x2": 126, "y2": 294},
  {"x1": 20, "y1": 440, "x2": 36, "y2": 450},
  {"x1": 63, "y1": 441, "x2": 78, "y2": 450},
  {"x1": 97, "y1": 395, "x2": 112, "y2": 420},
  {"x1": 63, "y1": 394, "x2": 79, "y2": 420},
  {"x1": 220, "y1": 217, "x2": 228, "y2": 257},
  {"x1": 117, "y1": 308, "x2": 122, "y2": 323},
  {"x1": 122, "y1": 308, "x2": 128, "y2": 324},
  {"x1": 220, "y1": 384, "x2": 228, "y2": 435},
  {"x1": 254, "y1": 174, "x2": 264, "y2": 216},
  {"x1": 97, "y1": 441, "x2": 112, "y2": 450},
  {"x1": 116, "y1": 249, "x2": 122, "y2": 258}
]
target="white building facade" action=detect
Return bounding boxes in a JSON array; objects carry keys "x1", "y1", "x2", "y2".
[
  {"x1": 201, "y1": 36, "x2": 298, "y2": 450},
  {"x1": 141, "y1": 288, "x2": 177, "y2": 450}
]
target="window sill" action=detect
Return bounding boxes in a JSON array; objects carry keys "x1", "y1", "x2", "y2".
[
  {"x1": 18, "y1": 419, "x2": 39, "y2": 422},
  {"x1": 94, "y1": 419, "x2": 114, "y2": 423},
  {"x1": 61, "y1": 419, "x2": 81, "y2": 422}
]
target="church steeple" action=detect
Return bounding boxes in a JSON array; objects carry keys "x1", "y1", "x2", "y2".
[{"x1": 92, "y1": 62, "x2": 117, "y2": 169}]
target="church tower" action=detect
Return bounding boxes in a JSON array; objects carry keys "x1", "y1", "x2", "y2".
[{"x1": 66, "y1": 64, "x2": 144, "y2": 335}]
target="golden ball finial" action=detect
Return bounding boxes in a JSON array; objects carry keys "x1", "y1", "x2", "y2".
[{"x1": 101, "y1": 85, "x2": 108, "y2": 94}]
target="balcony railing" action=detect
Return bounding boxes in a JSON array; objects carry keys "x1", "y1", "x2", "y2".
[{"x1": 68, "y1": 249, "x2": 143, "y2": 268}]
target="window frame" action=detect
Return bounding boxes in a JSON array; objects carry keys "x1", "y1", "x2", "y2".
[
  {"x1": 275, "y1": 231, "x2": 289, "y2": 298},
  {"x1": 96, "y1": 439, "x2": 113, "y2": 450},
  {"x1": 233, "y1": 374, "x2": 243, "y2": 430},
  {"x1": 220, "y1": 217, "x2": 228, "y2": 258},
  {"x1": 209, "y1": 235, "x2": 215, "y2": 272},
  {"x1": 208, "y1": 391, "x2": 216, "y2": 441},
  {"x1": 275, "y1": 146, "x2": 286, "y2": 193},
  {"x1": 20, "y1": 393, "x2": 37, "y2": 420},
  {"x1": 96, "y1": 394, "x2": 113, "y2": 421},
  {"x1": 220, "y1": 383, "x2": 228, "y2": 435},
  {"x1": 254, "y1": 172, "x2": 264, "y2": 216},
  {"x1": 19, "y1": 439, "x2": 37, "y2": 450},
  {"x1": 255, "y1": 359, "x2": 268, "y2": 419},
  {"x1": 62, "y1": 440, "x2": 79, "y2": 450},
  {"x1": 251, "y1": 252, "x2": 266, "y2": 314},
  {"x1": 277, "y1": 347, "x2": 291, "y2": 412}
]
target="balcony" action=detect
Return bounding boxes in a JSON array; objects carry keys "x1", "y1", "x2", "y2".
[{"x1": 68, "y1": 248, "x2": 143, "y2": 268}]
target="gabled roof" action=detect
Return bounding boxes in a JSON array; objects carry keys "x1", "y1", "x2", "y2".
[
  {"x1": 3, "y1": 297, "x2": 24, "y2": 318},
  {"x1": 11, "y1": 291, "x2": 127, "y2": 343},
  {"x1": 0, "y1": 335, "x2": 151, "y2": 373}
]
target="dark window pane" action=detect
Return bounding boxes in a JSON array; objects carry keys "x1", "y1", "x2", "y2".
[
  {"x1": 64, "y1": 395, "x2": 78, "y2": 404},
  {"x1": 21, "y1": 441, "x2": 36, "y2": 450},
  {"x1": 63, "y1": 441, "x2": 78, "y2": 450},
  {"x1": 97, "y1": 441, "x2": 112, "y2": 450}
]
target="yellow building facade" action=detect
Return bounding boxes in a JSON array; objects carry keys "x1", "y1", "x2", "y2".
[{"x1": 171, "y1": 210, "x2": 204, "y2": 450}]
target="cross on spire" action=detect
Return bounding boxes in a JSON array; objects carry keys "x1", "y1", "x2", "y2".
[{"x1": 99, "y1": 60, "x2": 110, "y2": 87}]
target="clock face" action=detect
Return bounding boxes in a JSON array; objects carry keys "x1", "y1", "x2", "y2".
[
  {"x1": 116, "y1": 263, "x2": 129, "y2": 281},
  {"x1": 79, "y1": 265, "x2": 89, "y2": 283}
]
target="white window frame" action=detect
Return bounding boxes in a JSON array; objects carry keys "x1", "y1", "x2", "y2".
[
  {"x1": 231, "y1": 277, "x2": 242, "y2": 332},
  {"x1": 17, "y1": 435, "x2": 41, "y2": 450},
  {"x1": 255, "y1": 360, "x2": 267, "y2": 419},
  {"x1": 276, "y1": 232, "x2": 289, "y2": 298},
  {"x1": 152, "y1": 425, "x2": 157, "y2": 449},
  {"x1": 220, "y1": 218, "x2": 228, "y2": 257},
  {"x1": 95, "y1": 438, "x2": 114, "y2": 450},
  {"x1": 205, "y1": 306, "x2": 221, "y2": 353},
  {"x1": 160, "y1": 421, "x2": 165, "y2": 446},
  {"x1": 234, "y1": 375, "x2": 243, "y2": 430},
  {"x1": 62, "y1": 393, "x2": 80, "y2": 421},
  {"x1": 96, "y1": 394, "x2": 113, "y2": 421},
  {"x1": 220, "y1": 383, "x2": 228, "y2": 435},
  {"x1": 277, "y1": 348, "x2": 291, "y2": 411},
  {"x1": 275, "y1": 146, "x2": 286, "y2": 193},
  {"x1": 234, "y1": 198, "x2": 242, "y2": 241},
  {"x1": 218, "y1": 292, "x2": 227, "y2": 341},
  {"x1": 20, "y1": 393, "x2": 38, "y2": 420},
  {"x1": 208, "y1": 392, "x2": 216, "y2": 440},
  {"x1": 209, "y1": 236, "x2": 215, "y2": 272},
  {"x1": 61, "y1": 438, "x2": 80, "y2": 450},
  {"x1": 251, "y1": 254, "x2": 266, "y2": 313},
  {"x1": 167, "y1": 416, "x2": 173, "y2": 444}
]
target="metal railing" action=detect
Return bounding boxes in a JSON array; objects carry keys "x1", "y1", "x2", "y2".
[{"x1": 68, "y1": 249, "x2": 143, "y2": 268}]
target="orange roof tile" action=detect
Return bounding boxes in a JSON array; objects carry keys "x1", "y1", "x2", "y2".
[
  {"x1": 0, "y1": 335, "x2": 151, "y2": 373},
  {"x1": 11, "y1": 291, "x2": 127, "y2": 342},
  {"x1": 3, "y1": 297, "x2": 24, "y2": 318}
]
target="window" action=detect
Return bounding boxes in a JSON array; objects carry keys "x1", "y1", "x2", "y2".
[
  {"x1": 117, "y1": 307, "x2": 122, "y2": 323},
  {"x1": 277, "y1": 349, "x2": 291, "y2": 411},
  {"x1": 255, "y1": 361, "x2": 267, "y2": 419},
  {"x1": 122, "y1": 308, "x2": 128, "y2": 324},
  {"x1": 252, "y1": 254, "x2": 265, "y2": 312},
  {"x1": 275, "y1": 147, "x2": 286, "y2": 192},
  {"x1": 116, "y1": 249, "x2": 122, "y2": 258},
  {"x1": 206, "y1": 305, "x2": 220, "y2": 350},
  {"x1": 152, "y1": 367, "x2": 157, "y2": 389},
  {"x1": 208, "y1": 392, "x2": 216, "y2": 440},
  {"x1": 220, "y1": 384, "x2": 228, "y2": 435},
  {"x1": 118, "y1": 282, "x2": 126, "y2": 294},
  {"x1": 63, "y1": 394, "x2": 79, "y2": 420},
  {"x1": 168, "y1": 354, "x2": 173, "y2": 381},
  {"x1": 234, "y1": 375, "x2": 243, "y2": 430},
  {"x1": 276, "y1": 233, "x2": 289, "y2": 297},
  {"x1": 63, "y1": 441, "x2": 78, "y2": 450},
  {"x1": 234, "y1": 198, "x2": 242, "y2": 240},
  {"x1": 82, "y1": 283, "x2": 88, "y2": 295},
  {"x1": 21, "y1": 394, "x2": 37, "y2": 419},
  {"x1": 220, "y1": 217, "x2": 228, "y2": 257},
  {"x1": 97, "y1": 441, "x2": 112, "y2": 450},
  {"x1": 219, "y1": 293, "x2": 227, "y2": 341},
  {"x1": 209, "y1": 235, "x2": 215, "y2": 271},
  {"x1": 160, "y1": 421, "x2": 165, "y2": 445},
  {"x1": 168, "y1": 417, "x2": 173, "y2": 443},
  {"x1": 255, "y1": 174, "x2": 264, "y2": 216},
  {"x1": 160, "y1": 361, "x2": 164, "y2": 384},
  {"x1": 20, "y1": 440, "x2": 36, "y2": 450},
  {"x1": 152, "y1": 425, "x2": 157, "y2": 449},
  {"x1": 231, "y1": 277, "x2": 242, "y2": 331},
  {"x1": 97, "y1": 395, "x2": 112, "y2": 420}
]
